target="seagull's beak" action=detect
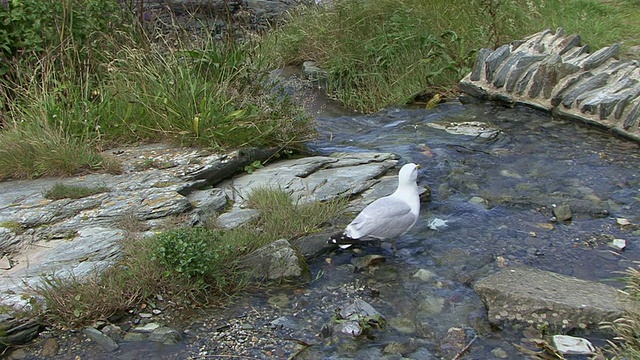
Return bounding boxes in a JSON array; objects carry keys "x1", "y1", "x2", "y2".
[{"x1": 416, "y1": 164, "x2": 421, "y2": 169}]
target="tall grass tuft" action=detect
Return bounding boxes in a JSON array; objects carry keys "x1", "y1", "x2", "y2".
[
  {"x1": 98, "y1": 35, "x2": 313, "y2": 149},
  {"x1": 0, "y1": 27, "x2": 313, "y2": 179},
  {"x1": 601, "y1": 267, "x2": 640, "y2": 358}
]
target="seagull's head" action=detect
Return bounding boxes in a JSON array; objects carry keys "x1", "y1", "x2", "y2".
[{"x1": 398, "y1": 163, "x2": 420, "y2": 185}]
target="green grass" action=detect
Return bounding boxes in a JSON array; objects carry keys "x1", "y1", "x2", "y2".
[
  {"x1": 263, "y1": 0, "x2": 640, "y2": 112},
  {"x1": 0, "y1": 24, "x2": 313, "y2": 180},
  {"x1": 601, "y1": 267, "x2": 640, "y2": 358},
  {"x1": 44, "y1": 183, "x2": 110, "y2": 200},
  {"x1": 32, "y1": 188, "x2": 345, "y2": 327}
]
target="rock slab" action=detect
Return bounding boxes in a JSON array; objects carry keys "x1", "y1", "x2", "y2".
[
  {"x1": 474, "y1": 266, "x2": 626, "y2": 331},
  {"x1": 460, "y1": 27, "x2": 640, "y2": 142}
]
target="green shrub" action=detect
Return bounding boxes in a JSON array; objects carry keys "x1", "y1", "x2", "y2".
[
  {"x1": 152, "y1": 227, "x2": 237, "y2": 283},
  {"x1": 0, "y1": 0, "x2": 123, "y2": 74}
]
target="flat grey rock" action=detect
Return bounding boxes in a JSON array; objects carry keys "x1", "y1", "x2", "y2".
[{"x1": 474, "y1": 266, "x2": 626, "y2": 331}]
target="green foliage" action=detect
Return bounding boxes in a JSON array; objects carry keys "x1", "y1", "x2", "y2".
[
  {"x1": 29, "y1": 187, "x2": 345, "y2": 328},
  {"x1": 243, "y1": 186, "x2": 347, "y2": 245},
  {"x1": 97, "y1": 39, "x2": 313, "y2": 149},
  {"x1": 0, "y1": 30, "x2": 313, "y2": 179},
  {"x1": 601, "y1": 267, "x2": 640, "y2": 358},
  {"x1": 0, "y1": 0, "x2": 122, "y2": 74},
  {"x1": 44, "y1": 183, "x2": 109, "y2": 200},
  {"x1": 0, "y1": 125, "x2": 109, "y2": 180},
  {"x1": 0, "y1": 221, "x2": 22, "y2": 232},
  {"x1": 264, "y1": 0, "x2": 640, "y2": 112},
  {"x1": 152, "y1": 227, "x2": 233, "y2": 281}
]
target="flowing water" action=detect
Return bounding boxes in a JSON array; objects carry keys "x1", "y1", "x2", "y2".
[{"x1": 24, "y1": 98, "x2": 640, "y2": 359}]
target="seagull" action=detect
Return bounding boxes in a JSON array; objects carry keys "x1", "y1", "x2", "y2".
[{"x1": 328, "y1": 163, "x2": 421, "y2": 249}]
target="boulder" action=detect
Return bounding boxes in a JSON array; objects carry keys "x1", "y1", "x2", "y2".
[
  {"x1": 474, "y1": 266, "x2": 626, "y2": 331},
  {"x1": 240, "y1": 239, "x2": 310, "y2": 281}
]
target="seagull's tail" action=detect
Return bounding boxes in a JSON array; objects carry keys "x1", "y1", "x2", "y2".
[{"x1": 328, "y1": 232, "x2": 359, "y2": 249}]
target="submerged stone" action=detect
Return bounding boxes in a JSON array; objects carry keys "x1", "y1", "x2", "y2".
[{"x1": 474, "y1": 266, "x2": 625, "y2": 331}]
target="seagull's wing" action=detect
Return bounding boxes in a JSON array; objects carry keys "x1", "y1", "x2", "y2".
[{"x1": 346, "y1": 196, "x2": 417, "y2": 240}]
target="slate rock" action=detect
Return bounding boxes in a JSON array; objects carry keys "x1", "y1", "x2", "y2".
[
  {"x1": 84, "y1": 327, "x2": 119, "y2": 352},
  {"x1": 148, "y1": 326, "x2": 183, "y2": 345},
  {"x1": 474, "y1": 266, "x2": 626, "y2": 331},
  {"x1": 0, "y1": 315, "x2": 41, "y2": 347},
  {"x1": 40, "y1": 338, "x2": 60, "y2": 357},
  {"x1": 216, "y1": 208, "x2": 259, "y2": 229},
  {"x1": 240, "y1": 239, "x2": 310, "y2": 281}
]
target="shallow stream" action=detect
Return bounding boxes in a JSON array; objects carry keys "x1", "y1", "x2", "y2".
[{"x1": 26, "y1": 98, "x2": 640, "y2": 360}]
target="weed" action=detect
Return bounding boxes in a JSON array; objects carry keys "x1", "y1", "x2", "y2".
[
  {"x1": 44, "y1": 183, "x2": 109, "y2": 200},
  {"x1": 601, "y1": 266, "x2": 640, "y2": 357},
  {"x1": 0, "y1": 221, "x2": 23, "y2": 233}
]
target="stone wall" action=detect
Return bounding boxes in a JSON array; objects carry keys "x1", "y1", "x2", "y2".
[{"x1": 460, "y1": 28, "x2": 640, "y2": 142}]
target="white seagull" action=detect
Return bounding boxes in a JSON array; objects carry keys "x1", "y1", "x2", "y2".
[{"x1": 328, "y1": 163, "x2": 421, "y2": 249}]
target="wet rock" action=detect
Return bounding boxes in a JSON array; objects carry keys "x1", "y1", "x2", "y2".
[
  {"x1": 7, "y1": 349, "x2": 27, "y2": 359},
  {"x1": 240, "y1": 239, "x2": 310, "y2": 281},
  {"x1": 40, "y1": 337, "x2": 60, "y2": 357},
  {"x1": 491, "y1": 347, "x2": 509, "y2": 358},
  {"x1": 552, "y1": 203, "x2": 573, "y2": 221},
  {"x1": 610, "y1": 238, "x2": 626, "y2": 250},
  {"x1": 0, "y1": 315, "x2": 41, "y2": 348},
  {"x1": 269, "y1": 316, "x2": 299, "y2": 330},
  {"x1": 324, "y1": 299, "x2": 386, "y2": 338},
  {"x1": 101, "y1": 324, "x2": 124, "y2": 342},
  {"x1": 468, "y1": 196, "x2": 488, "y2": 207},
  {"x1": 131, "y1": 322, "x2": 161, "y2": 333},
  {"x1": 412, "y1": 268, "x2": 435, "y2": 282},
  {"x1": 351, "y1": 254, "x2": 386, "y2": 270},
  {"x1": 290, "y1": 231, "x2": 337, "y2": 259},
  {"x1": 148, "y1": 326, "x2": 183, "y2": 345},
  {"x1": 474, "y1": 266, "x2": 625, "y2": 331},
  {"x1": 123, "y1": 332, "x2": 147, "y2": 342},
  {"x1": 388, "y1": 317, "x2": 417, "y2": 334},
  {"x1": 407, "y1": 347, "x2": 437, "y2": 360},
  {"x1": 84, "y1": 327, "x2": 119, "y2": 351},
  {"x1": 553, "y1": 334, "x2": 595, "y2": 355},
  {"x1": 438, "y1": 327, "x2": 470, "y2": 359}
]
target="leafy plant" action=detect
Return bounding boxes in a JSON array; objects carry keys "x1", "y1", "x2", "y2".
[
  {"x1": 152, "y1": 227, "x2": 232, "y2": 281},
  {"x1": 0, "y1": 0, "x2": 123, "y2": 74}
]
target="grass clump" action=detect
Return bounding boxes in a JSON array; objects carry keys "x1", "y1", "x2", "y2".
[
  {"x1": 264, "y1": 0, "x2": 640, "y2": 112},
  {"x1": 32, "y1": 188, "x2": 345, "y2": 328},
  {"x1": 44, "y1": 183, "x2": 109, "y2": 200},
  {"x1": 0, "y1": 3, "x2": 313, "y2": 180},
  {"x1": 601, "y1": 267, "x2": 640, "y2": 358}
]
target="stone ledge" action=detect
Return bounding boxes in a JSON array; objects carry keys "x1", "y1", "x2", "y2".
[
  {"x1": 474, "y1": 266, "x2": 627, "y2": 332},
  {"x1": 460, "y1": 27, "x2": 640, "y2": 142}
]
